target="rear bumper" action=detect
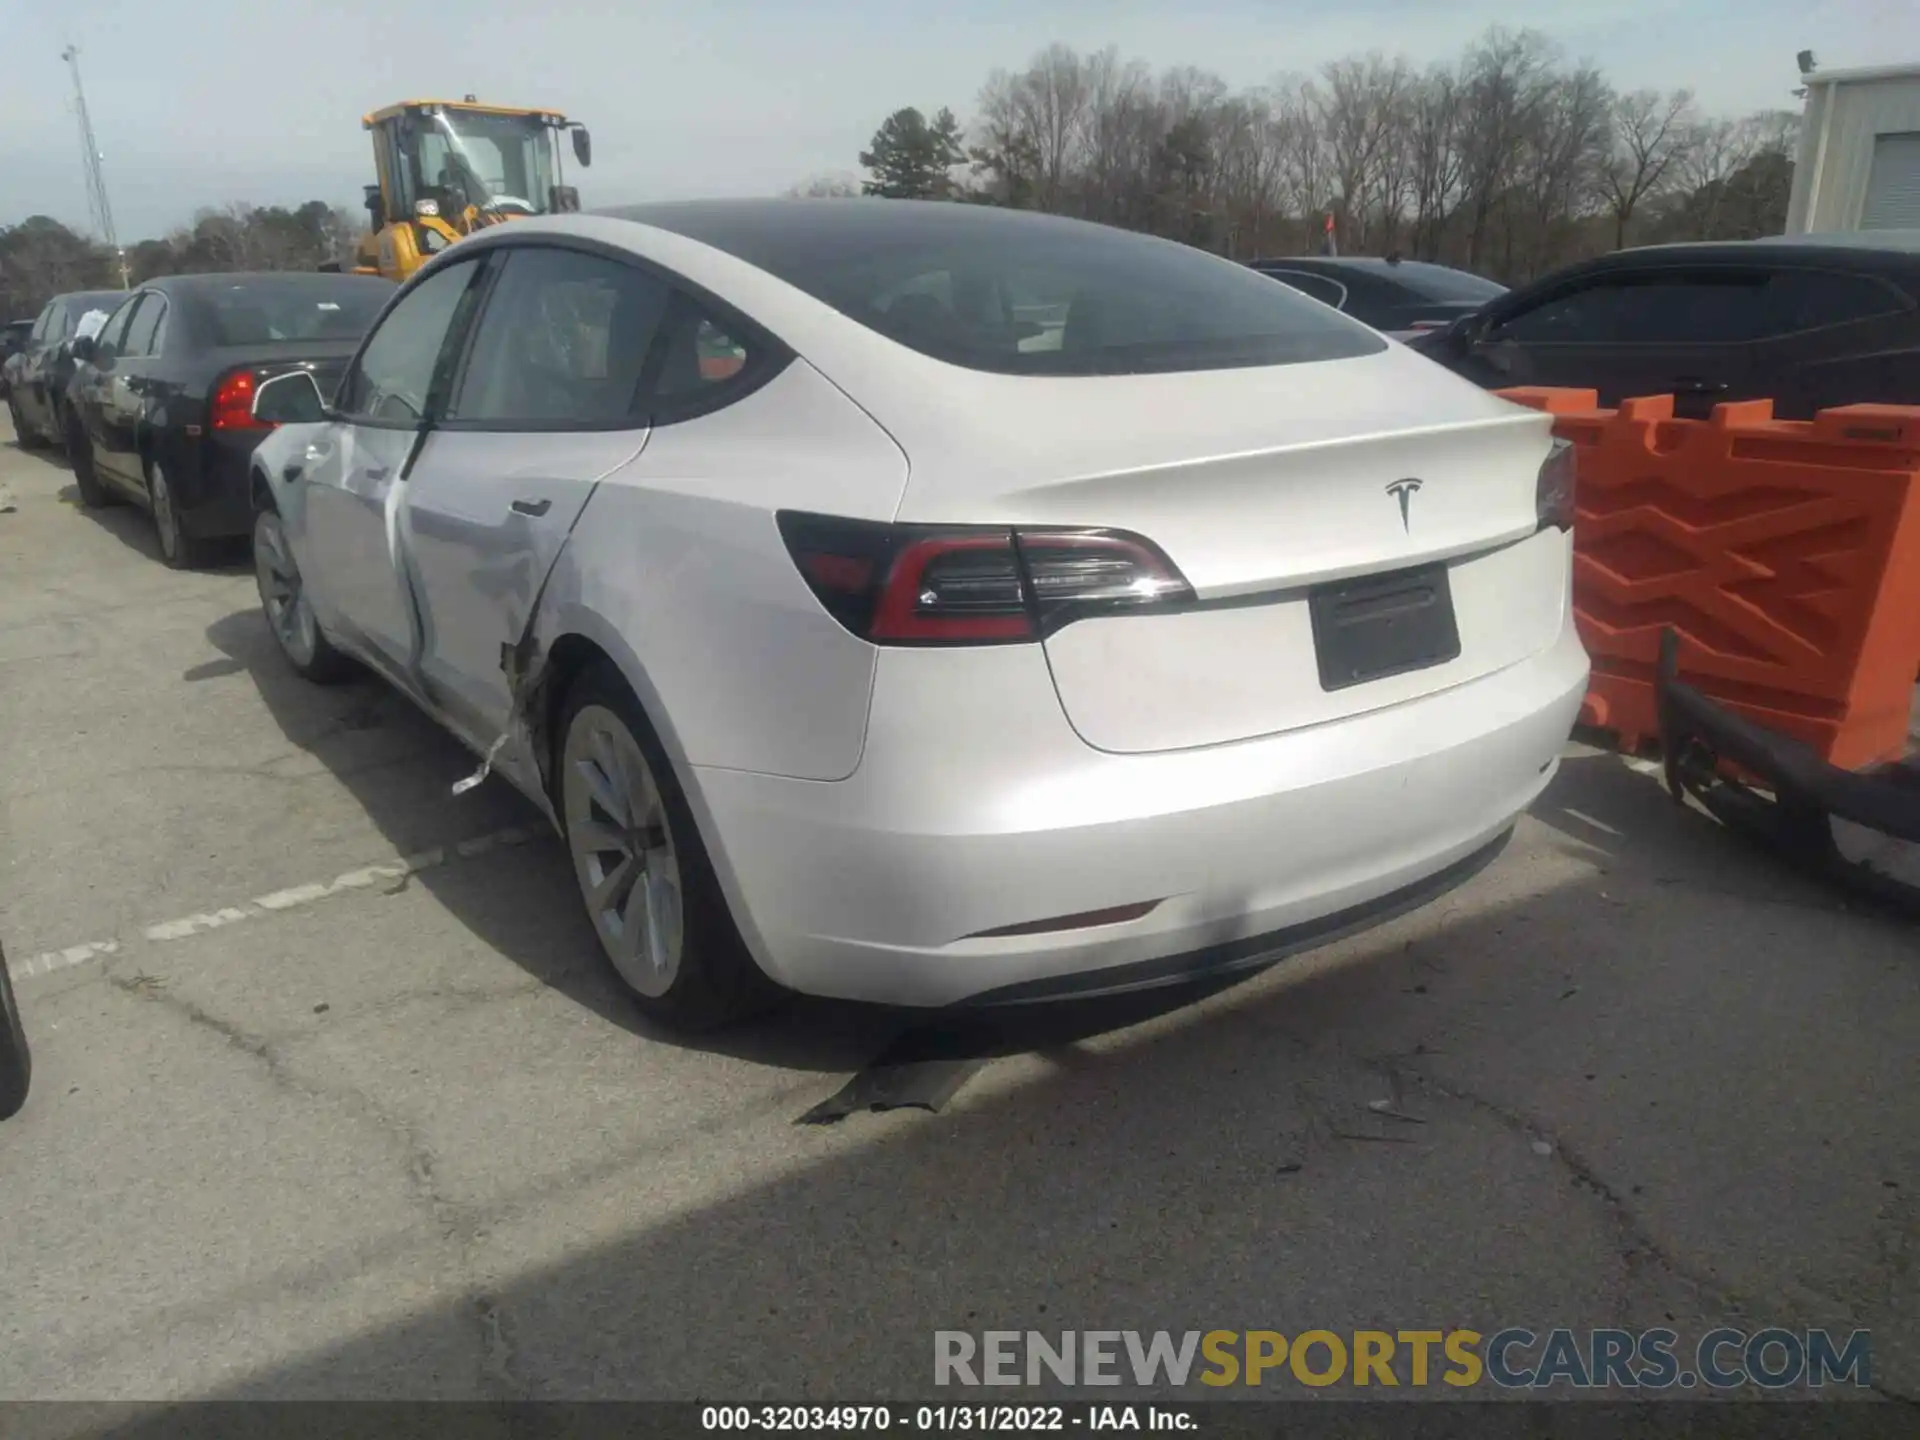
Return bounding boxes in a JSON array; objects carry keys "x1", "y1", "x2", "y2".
[
  {"x1": 689, "y1": 613, "x2": 1589, "y2": 1008},
  {"x1": 171, "y1": 433, "x2": 263, "y2": 539}
]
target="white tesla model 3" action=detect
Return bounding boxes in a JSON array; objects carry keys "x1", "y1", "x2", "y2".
[{"x1": 245, "y1": 199, "x2": 1587, "y2": 1028}]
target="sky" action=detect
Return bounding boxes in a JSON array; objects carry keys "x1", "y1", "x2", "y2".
[{"x1": 1, "y1": 0, "x2": 1916, "y2": 243}]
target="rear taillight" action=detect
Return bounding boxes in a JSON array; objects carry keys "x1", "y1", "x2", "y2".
[
  {"x1": 211, "y1": 369, "x2": 268, "y2": 431},
  {"x1": 776, "y1": 511, "x2": 1195, "y2": 645},
  {"x1": 1535, "y1": 437, "x2": 1575, "y2": 531}
]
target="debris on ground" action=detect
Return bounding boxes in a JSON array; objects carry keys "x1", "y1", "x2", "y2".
[
  {"x1": 1367, "y1": 1098, "x2": 1427, "y2": 1125},
  {"x1": 797, "y1": 1056, "x2": 986, "y2": 1124}
]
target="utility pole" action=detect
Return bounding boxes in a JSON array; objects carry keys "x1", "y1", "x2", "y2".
[{"x1": 61, "y1": 45, "x2": 129, "y2": 289}]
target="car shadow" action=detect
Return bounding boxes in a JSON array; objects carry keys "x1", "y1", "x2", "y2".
[
  {"x1": 200, "y1": 605, "x2": 1265, "y2": 1078},
  {"x1": 61, "y1": 841, "x2": 1913, "y2": 1407},
  {"x1": 52, "y1": 479, "x2": 251, "y2": 572}
]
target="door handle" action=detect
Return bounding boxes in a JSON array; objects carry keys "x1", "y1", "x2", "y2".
[
  {"x1": 363, "y1": 465, "x2": 389, "y2": 482},
  {"x1": 511, "y1": 498, "x2": 552, "y2": 517}
]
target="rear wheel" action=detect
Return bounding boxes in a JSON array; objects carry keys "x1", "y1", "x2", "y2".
[
  {"x1": 557, "y1": 663, "x2": 779, "y2": 1030},
  {"x1": 8, "y1": 394, "x2": 44, "y2": 449},
  {"x1": 148, "y1": 458, "x2": 212, "y2": 569},
  {"x1": 67, "y1": 415, "x2": 115, "y2": 507},
  {"x1": 254, "y1": 508, "x2": 355, "y2": 683},
  {"x1": 0, "y1": 941, "x2": 31, "y2": 1122}
]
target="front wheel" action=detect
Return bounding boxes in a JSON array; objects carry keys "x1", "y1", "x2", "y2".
[
  {"x1": 0, "y1": 941, "x2": 31, "y2": 1122},
  {"x1": 557, "y1": 663, "x2": 779, "y2": 1030},
  {"x1": 254, "y1": 507, "x2": 355, "y2": 683}
]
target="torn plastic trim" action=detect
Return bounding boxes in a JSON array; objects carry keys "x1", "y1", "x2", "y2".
[{"x1": 1655, "y1": 627, "x2": 1920, "y2": 915}]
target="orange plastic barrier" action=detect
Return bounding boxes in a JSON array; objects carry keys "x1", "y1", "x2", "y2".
[{"x1": 1497, "y1": 387, "x2": 1920, "y2": 770}]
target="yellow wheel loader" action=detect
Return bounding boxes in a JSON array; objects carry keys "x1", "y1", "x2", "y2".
[{"x1": 331, "y1": 97, "x2": 593, "y2": 283}]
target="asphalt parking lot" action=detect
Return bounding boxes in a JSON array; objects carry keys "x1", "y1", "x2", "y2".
[{"x1": 0, "y1": 411, "x2": 1916, "y2": 1406}]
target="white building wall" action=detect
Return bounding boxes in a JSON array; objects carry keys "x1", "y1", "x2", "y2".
[{"x1": 1787, "y1": 69, "x2": 1920, "y2": 232}]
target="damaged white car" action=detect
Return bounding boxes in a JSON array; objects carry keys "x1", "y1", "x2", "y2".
[{"x1": 246, "y1": 200, "x2": 1587, "y2": 1029}]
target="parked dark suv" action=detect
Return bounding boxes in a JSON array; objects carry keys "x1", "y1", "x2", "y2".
[
  {"x1": 1249, "y1": 256, "x2": 1506, "y2": 339},
  {"x1": 5, "y1": 289, "x2": 129, "y2": 448},
  {"x1": 1408, "y1": 233, "x2": 1920, "y2": 420}
]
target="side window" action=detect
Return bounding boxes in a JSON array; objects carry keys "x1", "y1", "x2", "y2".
[
  {"x1": 94, "y1": 298, "x2": 141, "y2": 358},
  {"x1": 1608, "y1": 275, "x2": 1767, "y2": 344},
  {"x1": 123, "y1": 295, "x2": 167, "y2": 357},
  {"x1": 647, "y1": 298, "x2": 767, "y2": 420},
  {"x1": 339, "y1": 259, "x2": 481, "y2": 424},
  {"x1": 448, "y1": 246, "x2": 671, "y2": 426},
  {"x1": 1494, "y1": 282, "x2": 1617, "y2": 343},
  {"x1": 49, "y1": 305, "x2": 73, "y2": 342},
  {"x1": 1762, "y1": 269, "x2": 1908, "y2": 335},
  {"x1": 30, "y1": 305, "x2": 53, "y2": 341},
  {"x1": 1265, "y1": 271, "x2": 1347, "y2": 308},
  {"x1": 1497, "y1": 273, "x2": 1766, "y2": 345}
]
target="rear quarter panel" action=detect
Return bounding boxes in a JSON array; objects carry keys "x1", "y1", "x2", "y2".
[{"x1": 531, "y1": 356, "x2": 909, "y2": 783}]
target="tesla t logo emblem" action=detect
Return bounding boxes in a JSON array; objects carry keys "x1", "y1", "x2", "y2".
[{"x1": 1385, "y1": 478, "x2": 1423, "y2": 531}]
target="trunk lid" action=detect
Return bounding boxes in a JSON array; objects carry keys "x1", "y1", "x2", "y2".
[{"x1": 882, "y1": 345, "x2": 1565, "y2": 753}]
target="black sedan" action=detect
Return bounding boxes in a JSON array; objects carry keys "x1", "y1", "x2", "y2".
[
  {"x1": 1407, "y1": 233, "x2": 1920, "y2": 420},
  {"x1": 64, "y1": 271, "x2": 393, "y2": 567},
  {"x1": 5, "y1": 289, "x2": 130, "y2": 447},
  {"x1": 1247, "y1": 256, "x2": 1506, "y2": 339}
]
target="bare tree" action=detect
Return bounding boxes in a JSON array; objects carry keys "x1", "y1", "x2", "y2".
[
  {"x1": 854, "y1": 25, "x2": 1804, "y2": 284},
  {"x1": 1451, "y1": 28, "x2": 1559, "y2": 270},
  {"x1": 1316, "y1": 54, "x2": 1412, "y2": 251},
  {"x1": 1078, "y1": 46, "x2": 1157, "y2": 224},
  {"x1": 1512, "y1": 64, "x2": 1614, "y2": 279},
  {"x1": 1010, "y1": 44, "x2": 1091, "y2": 212},
  {"x1": 1406, "y1": 66, "x2": 1465, "y2": 260},
  {"x1": 1601, "y1": 89, "x2": 1697, "y2": 247}
]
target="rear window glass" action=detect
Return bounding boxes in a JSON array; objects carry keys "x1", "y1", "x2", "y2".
[
  {"x1": 614, "y1": 202, "x2": 1385, "y2": 376},
  {"x1": 61, "y1": 293, "x2": 127, "y2": 335},
  {"x1": 203, "y1": 280, "x2": 390, "y2": 347},
  {"x1": 1382, "y1": 263, "x2": 1506, "y2": 303}
]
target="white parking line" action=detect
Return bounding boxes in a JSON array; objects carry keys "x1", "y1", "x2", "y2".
[{"x1": 12, "y1": 824, "x2": 544, "y2": 983}]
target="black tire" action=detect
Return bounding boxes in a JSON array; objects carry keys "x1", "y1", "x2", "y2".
[
  {"x1": 67, "y1": 415, "x2": 117, "y2": 507},
  {"x1": 9, "y1": 394, "x2": 45, "y2": 450},
  {"x1": 253, "y1": 507, "x2": 356, "y2": 683},
  {"x1": 146, "y1": 456, "x2": 212, "y2": 569},
  {"x1": 0, "y1": 941, "x2": 31, "y2": 1122},
  {"x1": 555, "y1": 662, "x2": 781, "y2": 1031}
]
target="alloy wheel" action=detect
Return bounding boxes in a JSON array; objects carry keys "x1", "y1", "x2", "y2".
[
  {"x1": 561, "y1": 706, "x2": 685, "y2": 998},
  {"x1": 254, "y1": 512, "x2": 317, "y2": 667},
  {"x1": 149, "y1": 462, "x2": 179, "y2": 561}
]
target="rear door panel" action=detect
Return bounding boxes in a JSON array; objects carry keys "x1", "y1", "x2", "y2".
[
  {"x1": 1751, "y1": 268, "x2": 1920, "y2": 418},
  {"x1": 401, "y1": 430, "x2": 646, "y2": 743}
]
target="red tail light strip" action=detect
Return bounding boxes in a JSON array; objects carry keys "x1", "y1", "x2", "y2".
[{"x1": 776, "y1": 510, "x2": 1196, "y2": 648}]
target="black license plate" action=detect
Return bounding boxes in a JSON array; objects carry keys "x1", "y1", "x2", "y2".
[{"x1": 1309, "y1": 562, "x2": 1461, "y2": 692}]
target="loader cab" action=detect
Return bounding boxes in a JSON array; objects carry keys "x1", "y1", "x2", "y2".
[{"x1": 354, "y1": 98, "x2": 592, "y2": 283}]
